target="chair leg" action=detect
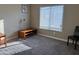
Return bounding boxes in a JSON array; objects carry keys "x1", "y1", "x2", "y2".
[
  {"x1": 74, "y1": 40, "x2": 77, "y2": 49},
  {"x1": 67, "y1": 38, "x2": 69, "y2": 46},
  {"x1": 72, "y1": 39, "x2": 74, "y2": 45},
  {"x1": 0, "y1": 39, "x2": 1, "y2": 47},
  {"x1": 4, "y1": 37, "x2": 7, "y2": 47},
  {"x1": 5, "y1": 41, "x2": 7, "y2": 47}
]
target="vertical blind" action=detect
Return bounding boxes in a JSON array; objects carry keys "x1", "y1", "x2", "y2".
[{"x1": 39, "y1": 5, "x2": 64, "y2": 32}]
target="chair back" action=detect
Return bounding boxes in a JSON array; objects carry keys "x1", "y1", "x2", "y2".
[{"x1": 74, "y1": 26, "x2": 79, "y2": 37}]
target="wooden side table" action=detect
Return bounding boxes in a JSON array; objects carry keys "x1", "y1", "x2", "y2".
[
  {"x1": 18, "y1": 29, "x2": 37, "y2": 39},
  {"x1": 0, "y1": 33, "x2": 7, "y2": 47}
]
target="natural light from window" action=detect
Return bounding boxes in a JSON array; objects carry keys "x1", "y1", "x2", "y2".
[
  {"x1": 0, "y1": 19, "x2": 4, "y2": 34},
  {"x1": 39, "y1": 5, "x2": 64, "y2": 32}
]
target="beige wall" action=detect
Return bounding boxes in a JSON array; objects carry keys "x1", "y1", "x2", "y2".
[
  {"x1": 30, "y1": 4, "x2": 79, "y2": 40},
  {"x1": 0, "y1": 4, "x2": 30, "y2": 39}
]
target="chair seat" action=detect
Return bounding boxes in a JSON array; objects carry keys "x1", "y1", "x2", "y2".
[{"x1": 68, "y1": 35, "x2": 79, "y2": 41}]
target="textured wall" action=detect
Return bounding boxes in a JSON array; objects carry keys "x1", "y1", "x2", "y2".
[{"x1": 0, "y1": 4, "x2": 30, "y2": 39}]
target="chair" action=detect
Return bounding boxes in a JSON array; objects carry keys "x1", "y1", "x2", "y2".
[
  {"x1": 0, "y1": 33, "x2": 7, "y2": 47},
  {"x1": 67, "y1": 26, "x2": 79, "y2": 49}
]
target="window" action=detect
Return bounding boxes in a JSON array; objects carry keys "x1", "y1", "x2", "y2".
[
  {"x1": 39, "y1": 5, "x2": 64, "y2": 32},
  {"x1": 0, "y1": 19, "x2": 4, "y2": 34}
]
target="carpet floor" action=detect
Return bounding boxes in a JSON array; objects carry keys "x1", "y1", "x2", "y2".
[
  {"x1": 14, "y1": 35, "x2": 79, "y2": 55},
  {"x1": 0, "y1": 41, "x2": 31, "y2": 55}
]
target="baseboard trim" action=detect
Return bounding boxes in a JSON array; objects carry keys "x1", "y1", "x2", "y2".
[
  {"x1": 38, "y1": 33, "x2": 67, "y2": 42},
  {"x1": 38, "y1": 33, "x2": 79, "y2": 45},
  {"x1": 7, "y1": 36, "x2": 18, "y2": 41}
]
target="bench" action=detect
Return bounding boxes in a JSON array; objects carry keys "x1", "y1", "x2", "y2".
[{"x1": 18, "y1": 29, "x2": 37, "y2": 39}]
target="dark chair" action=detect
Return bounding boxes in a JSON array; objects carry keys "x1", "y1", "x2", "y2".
[{"x1": 67, "y1": 26, "x2": 79, "y2": 49}]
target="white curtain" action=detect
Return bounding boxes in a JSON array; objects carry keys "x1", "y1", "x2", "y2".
[{"x1": 39, "y1": 5, "x2": 64, "y2": 32}]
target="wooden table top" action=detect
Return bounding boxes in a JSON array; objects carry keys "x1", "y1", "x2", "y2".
[{"x1": 20, "y1": 29, "x2": 33, "y2": 33}]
